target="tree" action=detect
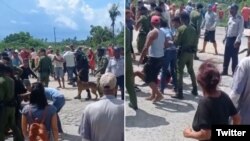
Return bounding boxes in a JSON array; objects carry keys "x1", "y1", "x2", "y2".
[{"x1": 109, "y1": 4, "x2": 121, "y2": 44}]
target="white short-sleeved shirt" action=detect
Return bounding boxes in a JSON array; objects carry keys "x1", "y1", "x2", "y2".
[{"x1": 63, "y1": 51, "x2": 75, "y2": 67}]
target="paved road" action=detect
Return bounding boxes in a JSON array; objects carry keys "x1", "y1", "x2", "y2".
[{"x1": 125, "y1": 27, "x2": 248, "y2": 141}]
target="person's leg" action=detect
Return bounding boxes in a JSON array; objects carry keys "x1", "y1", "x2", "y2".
[
  {"x1": 170, "y1": 50, "x2": 177, "y2": 91},
  {"x1": 160, "y1": 52, "x2": 170, "y2": 93},
  {"x1": 117, "y1": 75, "x2": 125, "y2": 100},
  {"x1": 173, "y1": 54, "x2": 186, "y2": 99},
  {"x1": 213, "y1": 42, "x2": 218, "y2": 55},
  {"x1": 232, "y1": 43, "x2": 240, "y2": 74},
  {"x1": 67, "y1": 67, "x2": 74, "y2": 84},
  {"x1": 126, "y1": 53, "x2": 138, "y2": 109},
  {"x1": 9, "y1": 108, "x2": 23, "y2": 141},
  {"x1": 186, "y1": 53, "x2": 198, "y2": 96},
  {"x1": 55, "y1": 68, "x2": 62, "y2": 88},
  {"x1": 53, "y1": 98, "x2": 65, "y2": 133},
  {"x1": 210, "y1": 30, "x2": 218, "y2": 55},
  {"x1": 200, "y1": 30, "x2": 209, "y2": 53},
  {"x1": 222, "y1": 38, "x2": 232, "y2": 75}
]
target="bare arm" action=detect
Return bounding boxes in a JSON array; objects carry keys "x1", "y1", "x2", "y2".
[
  {"x1": 183, "y1": 128, "x2": 211, "y2": 141},
  {"x1": 21, "y1": 115, "x2": 29, "y2": 139},
  {"x1": 232, "y1": 113, "x2": 241, "y2": 125},
  {"x1": 51, "y1": 114, "x2": 59, "y2": 141}
]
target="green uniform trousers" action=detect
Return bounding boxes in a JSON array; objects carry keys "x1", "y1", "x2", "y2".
[
  {"x1": 0, "y1": 107, "x2": 23, "y2": 141},
  {"x1": 137, "y1": 34, "x2": 147, "y2": 53},
  {"x1": 177, "y1": 52, "x2": 197, "y2": 96},
  {"x1": 39, "y1": 72, "x2": 50, "y2": 87},
  {"x1": 126, "y1": 52, "x2": 138, "y2": 108}
]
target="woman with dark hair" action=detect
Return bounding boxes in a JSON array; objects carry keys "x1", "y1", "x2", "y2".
[
  {"x1": 183, "y1": 61, "x2": 241, "y2": 141},
  {"x1": 21, "y1": 82, "x2": 58, "y2": 141}
]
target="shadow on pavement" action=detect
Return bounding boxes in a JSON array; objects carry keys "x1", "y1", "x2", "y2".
[
  {"x1": 126, "y1": 109, "x2": 169, "y2": 128},
  {"x1": 154, "y1": 98, "x2": 195, "y2": 113},
  {"x1": 60, "y1": 133, "x2": 82, "y2": 141}
]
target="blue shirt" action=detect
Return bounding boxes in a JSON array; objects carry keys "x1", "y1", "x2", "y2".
[
  {"x1": 45, "y1": 88, "x2": 64, "y2": 102},
  {"x1": 12, "y1": 57, "x2": 21, "y2": 66},
  {"x1": 160, "y1": 27, "x2": 176, "y2": 51}
]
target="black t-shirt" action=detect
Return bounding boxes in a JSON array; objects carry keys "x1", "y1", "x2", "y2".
[{"x1": 192, "y1": 91, "x2": 237, "y2": 137}]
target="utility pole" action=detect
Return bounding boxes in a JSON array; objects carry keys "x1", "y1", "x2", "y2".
[{"x1": 53, "y1": 27, "x2": 57, "y2": 47}]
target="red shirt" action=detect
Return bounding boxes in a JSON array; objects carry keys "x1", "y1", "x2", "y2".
[
  {"x1": 241, "y1": 7, "x2": 250, "y2": 21},
  {"x1": 20, "y1": 51, "x2": 30, "y2": 60},
  {"x1": 107, "y1": 47, "x2": 114, "y2": 57},
  {"x1": 218, "y1": 10, "x2": 224, "y2": 19},
  {"x1": 212, "y1": 5, "x2": 217, "y2": 13}
]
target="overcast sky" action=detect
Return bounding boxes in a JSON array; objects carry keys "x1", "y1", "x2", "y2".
[{"x1": 0, "y1": 0, "x2": 124, "y2": 41}]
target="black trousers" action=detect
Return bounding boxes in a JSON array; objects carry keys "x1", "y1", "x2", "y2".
[{"x1": 223, "y1": 37, "x2": 240, "y2": 74}]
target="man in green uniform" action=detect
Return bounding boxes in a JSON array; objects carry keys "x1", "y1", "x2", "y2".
[
  {"x1": 135, "y1": 6, "x2": 151, "y2": 54},
  {"x1": 94, "y1": 48, "x2": 109, "y2": 97},
  {"x1": 190, "y1": 3, "x2": 203, "y2": 60},
  {"x1": 35, "y1": 48, "x2": 52, "y2": 87},
  {"x1": 0, "y1": 63, "x2": 23, "y2": 141},
  {"x1": 172, "y1": 12, "x2": 198, "y2": 99},
  {"x1": 126, "y1": 26, "x2": 138, "y2": 110}
]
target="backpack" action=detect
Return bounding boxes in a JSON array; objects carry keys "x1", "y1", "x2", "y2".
[{"x1": 28, "y1": 106, "x2": 49, "y2": 141}]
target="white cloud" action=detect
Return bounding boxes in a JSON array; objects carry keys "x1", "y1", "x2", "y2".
[
  {"x1": 10, "y1": 20, "x2": 17, "y2": 24},
  {"x1": 36, "y1": 0, "x2": 124, "y2": 30},
  {"x1": 80, "y1": 4, "x2": 94, "y2": 21},
  {"x1": 55, "y1": 16, "x2": 78, "y2": 30}
]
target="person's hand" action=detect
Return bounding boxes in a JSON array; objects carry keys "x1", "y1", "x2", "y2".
[
  {"x1": 234, "y1": 42, "x2": 241, "y2": 48},
  {"x1": 139, "y1": 56, "x2": 144, "y2": 64},
  {"x1": 183, "y1": 127, "x2": 192, "y2": 138}
]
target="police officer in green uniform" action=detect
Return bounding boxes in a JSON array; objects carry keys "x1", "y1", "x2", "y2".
[
  {"x1": 172, "y1": 12, "x2": 198, "y2": 99},
  {"x1": 190, "y1": 3, "x2": 203, "y2": 60},
  {"x1": 94, "y1": 48, "x2": 109, "y2": 97},
  {"x1": 35, "y1": 48, "x2": 52, "y2": 87},
  {"x1": 0, "y1": 63, "x2": 23, "y2": 141},
  {"x1": 135, "y1": 6, "x2": 151, "y2": 54},
  {"x1": 126, "y1": 26, "x2": 138, "y2": 110}
]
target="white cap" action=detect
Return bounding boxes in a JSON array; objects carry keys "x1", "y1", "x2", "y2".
[{"x1": 100, "y1": 73, "x2": 117, "y2": 90}]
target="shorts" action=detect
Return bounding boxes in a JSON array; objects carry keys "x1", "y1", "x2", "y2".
[
  {"x1": 54, "y1": 67, "x2": 64, "y2": 78},
  {"x1": 143, "y1": 57, "x2": 163, "y2": 84},
  {"x1": 204, "y1": 30, "x2": 216, "y2": 43}
]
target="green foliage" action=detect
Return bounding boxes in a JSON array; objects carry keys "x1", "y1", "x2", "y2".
[
  {"x1": 0, "y1": 32, "x2": 46, "y2": 51},
  {"x1": 109, "y1": 3, "x2": 121, "y2": 44}
]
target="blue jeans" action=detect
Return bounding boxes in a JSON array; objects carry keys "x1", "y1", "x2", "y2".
[
  {"x1": 117, "y1": 75, "x2": 124, "y2": 100},
  {"x1": 53, "y1": 96, "x2": 65, "y2": 133},
  {"x1": 160, "y1": 49, "x2": 177, "y2": 92},
  {"x1": 223, "y1": 37, "x2": 239, "y2": 74},
  {"x1": 66, "y1": 67, "x2": 75, "y2": 82}
]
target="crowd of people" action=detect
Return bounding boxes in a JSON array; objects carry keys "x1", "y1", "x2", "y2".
[
  {"x1": 126, "y1": 0, "x2": 249, "y2": 140},
  {"x1": 0, "y1": 44, "x2": 124, "y2": 140}
]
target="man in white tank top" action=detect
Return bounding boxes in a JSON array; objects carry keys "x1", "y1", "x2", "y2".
[{"x1": 135, "y1": 15, "x2": 168, "y2": 103}]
